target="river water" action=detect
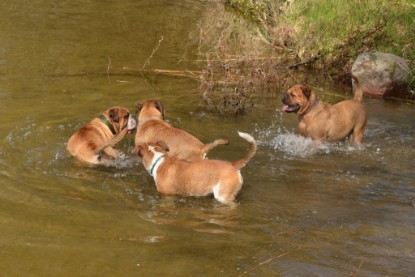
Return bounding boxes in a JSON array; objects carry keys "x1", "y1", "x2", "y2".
[{"x1": 0, "y1": 1, "x2": 414, "y2": 276}]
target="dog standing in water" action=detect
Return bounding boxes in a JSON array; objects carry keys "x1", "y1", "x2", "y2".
[
  {"x1": 67, "y1": 106, "x2": 137, "y2": 166},
  {"x1": 134, "y1": 131, "x2": 256, "y2": 204},
  {"x1": 134, "y1": 100, "x2": 228, "y2": 161},
  {"x1": 282, "y1": 75, "x2": 367, "y2": 143}
]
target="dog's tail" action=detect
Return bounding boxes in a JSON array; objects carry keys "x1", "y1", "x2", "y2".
[
  {"x1": 232, "y1": 132, "x2": 257, "y2": 170},
  {"x1": 202, "y1": 138, "x2": 229, "y2": 154},
  {"x1": 352, "y1": 74, "x2": 364, "y2": 102}
]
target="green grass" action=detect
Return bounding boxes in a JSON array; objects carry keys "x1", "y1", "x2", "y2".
[
  {"x1": 225, "y1": 0, "x2": 415, "y2": 75},
  {"x1": 286, "y1": 0, "x2": 415, "y2": 59}
]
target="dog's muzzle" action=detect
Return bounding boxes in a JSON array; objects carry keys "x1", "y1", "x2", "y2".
[{"x1": 281, "y1": 94, "x2": 301, "y2": 113}]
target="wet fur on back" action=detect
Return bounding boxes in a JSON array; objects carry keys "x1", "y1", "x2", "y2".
[{"x1": 134, "y1": 100, "x2": 228, "y2": 161}]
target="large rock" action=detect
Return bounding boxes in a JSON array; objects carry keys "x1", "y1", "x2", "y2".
[{"x1": 351, "y1": 52, "x2": 410, "y2": 98}]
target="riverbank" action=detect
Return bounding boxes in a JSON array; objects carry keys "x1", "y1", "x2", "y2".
[{"x1": 189, "y1": 0, "x2": 414, "y2": 114}]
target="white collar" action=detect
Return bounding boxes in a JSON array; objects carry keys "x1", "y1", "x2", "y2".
[{"x1": 148, "y1": 154, "x2": 165, "y2": 178}]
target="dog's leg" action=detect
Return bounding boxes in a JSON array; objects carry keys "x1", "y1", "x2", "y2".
[
  {"x1": 94, "y1": 127, "x2": 129, "y2": 160},
  {"x1": 213, "y1": 177, "x2": 240, "y2": 204},
  {"x1": 352, "y1": 126, "x2": 365, "y2": 144},
  {"x1": 102, "y1": 146, "x2": 119, "y2": 159},
  {"x1": 95, "y1": 127, "x2": 129, "y2": 154},
  {"x1": 352, "y1": 112, "x2": 367, "y2": 144}
]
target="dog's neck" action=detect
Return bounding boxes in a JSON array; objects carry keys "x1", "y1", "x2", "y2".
[
  {"x1": 139, "y1": 115, "x2": 163, "y2": 125},
  {"x1": 147, "y1": 150, "x2": 166, "y2": 178},
  {"x1": 299, "y1": 97, "x2": 320, "y2": 120},
  {"x1": 98, "y1": 114, "x2": 117, "y2": 135}
]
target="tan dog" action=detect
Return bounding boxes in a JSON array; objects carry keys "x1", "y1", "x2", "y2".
[
  {"x1": 134, "y1": 132, "x2": 256, "y2": 204},
  {"x1": 281, "y1": 75, "x2": 367, "y2": 143},
  {"x1": 67, "y1": 106, "x2": 137, "y2": 166},
  {"x1": 134, "y1": 100, "x2": 228, "y2": 161}
]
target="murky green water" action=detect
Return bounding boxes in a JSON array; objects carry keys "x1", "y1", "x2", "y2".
[{"x1": 1, "y1": 1, "x2": 414, "y2": 276}]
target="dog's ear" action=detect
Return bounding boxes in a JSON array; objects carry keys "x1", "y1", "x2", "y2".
[
  {"x1": 155, "y1": 101, "x2": 165, "y2": 119},
  {"x1": 109, "y1": 108, "x2": 120, "y2": 123},
  {"x1": 156, "y1": 141, "x2": 169, "y2": 152},
  {"x1": 301, "y1": 86, "x2": 312, "y2": 98},
  {"x1": 132, "y1": 146, "x2": 142, "y2": 157},
  {"x1": 136, "y1": 103, "x2": 143, "y2": 114}
]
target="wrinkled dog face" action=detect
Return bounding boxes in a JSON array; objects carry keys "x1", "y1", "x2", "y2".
[
  {"x1": 107, "y1": 106, "x2": 137, "y2": 133},
  {"x1": 281, "y1": 85, "x2": 311, "y2": 114},
  {"x1": 106, "y1": 106, "x2": 130, "y2": 130}
]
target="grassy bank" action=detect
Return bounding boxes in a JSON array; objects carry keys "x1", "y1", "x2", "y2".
[
  {"x1": 227, "y1": 0, "x2": 415, "y2": 74},
  {"x1": 191, "y1": 0, "x2": 415, "y2": 114},
  {"x1": 272, "y1": 0, "x2": 414, "y2": 77}
]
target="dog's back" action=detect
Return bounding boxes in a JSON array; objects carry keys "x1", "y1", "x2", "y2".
[
  {"x1": 135, "y1": 119, "x2": 206, "y2": 161},
  {"x1": 135, "y1": 100, "x2": 228, "y2": 161},
  {"x1": 67, "y1": 120, "x2": 107, "y2": 162},
  {"x1": 327, "y1": 75, "x2": 366, "y2": 142}
]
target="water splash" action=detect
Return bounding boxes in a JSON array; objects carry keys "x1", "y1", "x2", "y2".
[{"x1": 254, "y1": 115, "x2": 364, "y2": 159}]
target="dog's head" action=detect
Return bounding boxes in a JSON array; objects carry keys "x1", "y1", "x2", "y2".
[
  {"x1": 132, "y1": 141, "x2": 169, "y2": 168},
  {"x1": 105, "y1": 106, "x2": 137, "y2": 134},
  {"x1": 281, "y1": 85, "x2": 315, "y2": 115},
  {"x1": 136, "y1": 100, "x2": 165, "y2": 121}
]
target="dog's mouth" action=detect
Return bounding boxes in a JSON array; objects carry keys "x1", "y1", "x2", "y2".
[{"x1": 282, "y1": 104, "x2": 300, "y2": 113}]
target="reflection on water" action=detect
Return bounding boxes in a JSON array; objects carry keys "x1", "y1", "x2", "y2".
[{"x1": 0, "y1": 0, "x2": 414, "y2": 276}]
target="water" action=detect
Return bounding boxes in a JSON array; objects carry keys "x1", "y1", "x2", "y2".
[{"x1": 1, "y1": 0, "x2": 414, "y2": 276}]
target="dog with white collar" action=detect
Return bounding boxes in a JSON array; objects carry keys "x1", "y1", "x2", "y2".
[
  {"x1": 134, "y1": 100, "x2": 228, "y2": 161},
  {"x1": 134, "y1": 131, "x2": 256, "y2": 204}
]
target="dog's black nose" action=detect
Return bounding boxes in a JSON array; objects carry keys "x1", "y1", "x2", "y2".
[{"x1": 281, "y1": 94, "x2": 287, "y2": 102}]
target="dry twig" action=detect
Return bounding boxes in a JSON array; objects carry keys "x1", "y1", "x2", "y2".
[
  {"x1": 350, "y1": 259, "x2": 364, "y2": 277},
  {"x1": 141, "y1": 36, "x2": 164, "y2": 70},
  {"x1": 238, "y1": 244, "x2": 314, "y2": 277}
]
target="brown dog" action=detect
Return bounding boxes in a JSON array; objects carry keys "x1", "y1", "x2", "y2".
[
  {"x1": 134, "y1": 132, "x2": 256, "y2": 204},
  {"x1": 67, "y1": 106, "x2": 137, "y2": 166},
  {"x1": 281, "y1": 75, "x2": 367, "y2": 143},
  {"x1": 134, "y1": 100, "x2": 228, "y2": 161}
]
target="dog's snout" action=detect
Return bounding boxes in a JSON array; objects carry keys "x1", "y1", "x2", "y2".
[{"x1": 282, "y1": 93, "x2": 288, "y2": 103}]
